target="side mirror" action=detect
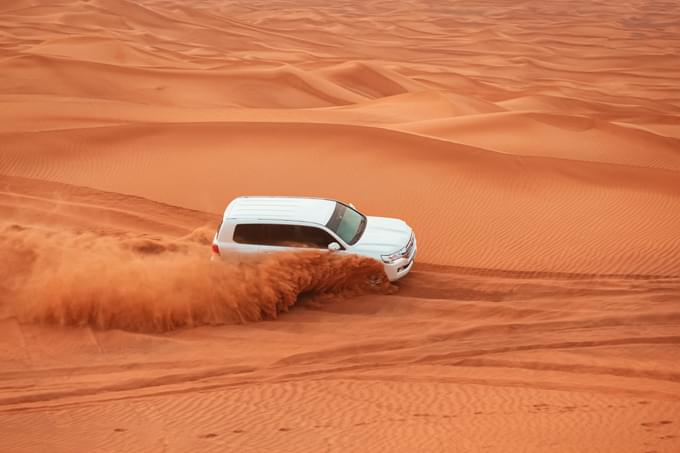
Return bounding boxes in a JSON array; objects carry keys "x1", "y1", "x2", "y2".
[{"x1": 328, "y1": 242, "x2": 341, "y2": 251}]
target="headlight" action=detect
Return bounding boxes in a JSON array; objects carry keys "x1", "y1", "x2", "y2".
[{"x1": 381, "y1": 251, "x2": 403, "y2": 263}]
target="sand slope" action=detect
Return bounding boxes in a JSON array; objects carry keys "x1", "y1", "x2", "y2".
[
  {"x1": 1, "y1": 176, "x2": 679, "y2": 453},
  {"x1": 1, "y1": 1, "x2": 679, "y2": 452}
]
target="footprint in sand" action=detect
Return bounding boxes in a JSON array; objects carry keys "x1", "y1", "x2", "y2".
[{"x1": 198, "y1": 433, "x2": 218, "y2": 439}]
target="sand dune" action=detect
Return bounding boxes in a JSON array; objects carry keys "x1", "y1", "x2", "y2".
[
  {"x1": 398, "y1": 111, "x2": 680, "y2": 170},
  {"x1": 27, "y1": 36, "x2": 198, "y2": 68},
  {"x1": 2, "y1": 121, "x2": 680, "y2": 275},
  {"x1": 1, "y1": 0, "x2": 679, "y2": 452},
  {"x1": 1, "y1": 177, "x2": 679, "y2": 453},
  {"x1": 317, "y1": 61, "x2": 425, "y2": 98}
]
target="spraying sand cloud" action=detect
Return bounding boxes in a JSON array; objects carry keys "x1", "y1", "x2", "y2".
[{"x1": 0, "y1": 224, "x2": 393, "y2": 332}]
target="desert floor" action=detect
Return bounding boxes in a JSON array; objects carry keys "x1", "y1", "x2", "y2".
[{"x1": 1, "y1": 1, "x2": 679, "y2": 452}]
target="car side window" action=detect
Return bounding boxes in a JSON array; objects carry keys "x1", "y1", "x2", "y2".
[
  {"x1": 233, "y1": 224, "x2": 339, "y2": 249},
  {"x1": 296, "y1": 225, "x2": 337, "y2": 248},
  {"x1": 266, "y1": 224, "x2": 300, "y2": 246},
  {"x1": 233, "y1": 224, "x2": 268, "y2": 244}
]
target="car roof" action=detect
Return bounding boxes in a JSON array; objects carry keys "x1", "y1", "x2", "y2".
[{"x1": 223, "y1": 196, "x2": 338, "y2": 225}]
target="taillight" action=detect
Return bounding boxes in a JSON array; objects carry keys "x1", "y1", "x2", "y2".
[{"x1": 211, "y1": 243, "x2": 220, "y2": 255}]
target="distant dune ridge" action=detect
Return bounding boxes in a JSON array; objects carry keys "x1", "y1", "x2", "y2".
[{"x1": 1, "y1": 1, "x2": 680, "y2": 452}]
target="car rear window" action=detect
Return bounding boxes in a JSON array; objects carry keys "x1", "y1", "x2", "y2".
[{"x1": 233, "y1": 224, "x2": 338, "y2": 249}]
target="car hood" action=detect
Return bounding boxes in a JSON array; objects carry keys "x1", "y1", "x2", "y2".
[{"x1": 352, "y1": 216, "x2": 412, "y2": 254}]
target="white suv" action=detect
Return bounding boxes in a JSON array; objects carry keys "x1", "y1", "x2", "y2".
[{"x1": 212, "y1": 196, "x2": 416, "y2": 281}]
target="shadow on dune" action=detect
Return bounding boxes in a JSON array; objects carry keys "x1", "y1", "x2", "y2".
[{"x1": 0, "y1": 224, "x2": 394, "y2": 332}]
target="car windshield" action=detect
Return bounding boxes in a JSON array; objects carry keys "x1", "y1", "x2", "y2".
[{"x1": 326, "y1": 202, "x2": 366, "y2": 245}]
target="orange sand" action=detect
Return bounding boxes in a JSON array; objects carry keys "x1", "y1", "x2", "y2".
[{"x1": 1, "y1": 1, "x2": 679, "y2": 452}]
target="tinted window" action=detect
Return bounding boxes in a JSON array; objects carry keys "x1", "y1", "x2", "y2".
[
  {"x1": 233, "y1": 224, "x2": 339, "y2": 249},
  {"x1": 298, "y1": 225, "x2": 338, "y2": 248}
]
